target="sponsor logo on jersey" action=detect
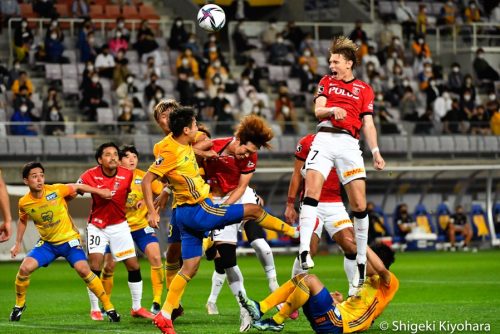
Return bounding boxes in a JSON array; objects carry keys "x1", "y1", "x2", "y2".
[
  {"x1": 352, "y1": 87, "x2": 360, "y2": 95},
  {"x1": 296, "y1": 144, "x2": 303, "y2": 153},
  {"x1": 116, "y1": 175, "x2": 126, "y2": 180},
  {"x1": 134, "y1": 178, "x2": 142, "y2": 184},
  {"x1": 93, "y1": 176, "x2": 103, "y2": 180},
  {"x1": 41, "y1": 211, "x2": 54, "y2": 223},
  {"x1": 343, "y1": 168, "x2": 365, "y2": 178},
  {"x1": 114, "y1": 182, "x2": 120, "y2": 190},
  {"x1": 317, "y1": 84, "x2": 324, "y2": 94},
  {"x1": 247, "y1": 161, "x2": 255, "y2": 168},
  {"x1": 328, "y1": 87, "x2": 360, "y2": 100},
  {"x1": 45, "y1": 192, "x2": 57, "y2": 201}
]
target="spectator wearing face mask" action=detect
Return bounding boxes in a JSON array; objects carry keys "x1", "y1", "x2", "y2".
[
  {"x1": 95, "y1": 44, "x2": 116, "y2": 79},
  {"x1": 237, "y1": 75, "x2": 256, "y2": 102},
  {"x1": 42, "y1": 87, "x2": 62, "y2": 119},
  {"x1": 448, "y1": 63, "x2": 464, "y2": 94},
  {"x1": 464, "y1": 1, "x2": 481, "y2": 24},
  {"x1": 112, "y1": 17, "x2": 130, "y2": 42},
  {"x1": 112, "y1": 56, "x2": 130, "y2": 90},
  {"x1": 79, "y1": 73, "x2": 108, "y2": 121},
  {"x1": 416, "y1": 4, "x2": 428, "y2": 36},
  {"x1": 147, "y1": 88, "x2": 165, "y2": 121},
  {"x1": 442, "y1": 98, "x2": 467, "y2": 134},
  {"x1": 176, "y1": 48, "x2": 200, "y2": 80},
  {"x1": 144, "y1": 73, "x2": 164, "y2": 106},
  {"x1": 184, "y1": 33, "x2": 201, "y2": 58},
  {"x1": 412, "y1": 35, "x2": 431, "y2": 61},
  {"x1": 461, "y1": 74, "x2": 477, "y2": 102},
  {"x1": 460, "y1": 88, "x2": 476, "y2": 119},
  {"x1": 33, "y1": 0, "x2": 56, "y2": 18},
  {"x1": 298, "y1": 47, "x2": 318, "y2": 75},
  {"x1": 385, "y1": 48, "x2": 405, "y2": 76},
  {"x1": 241, "y1": 58, "x2": 262, "y2": 92},
  {"x1": 176, "y1": 72, "x2": 198, "y2": 107},
  {"x1": 80, "y1": 31, "x2": 98, "y2": 63},
  {"x1": 210, "y1": 88, "x2": 234, "y2": 134},
  {"x1": 134, "y1": 20, "x2": 160, "y2": 64},
  {"x1": 8, "y1": 60, "x2": 21, "y2": 88},
  {"x1": 418, "y1": 62, "x2": 434, "y2": 91},
  {"x1": 80, "y1": 61, "x2": 95, "y2": 90},
  {"x1": 13, "y1": 19, "x2": 33, "y2": 63},
  {"x1": 433, "y1": 88, "x2": 452, "y2": 123},
  {"x1": 168, "y1": 17, "x2": 188, "y2": 51},
  {"x1": 399, "y1": 86, "x2": 419, "y2": 121},
  {"x1": 10, "y1": 103, "x2": 37, "y2": 136},
  {"x1": 42, "y1": 105, "x2": 65, "y2": 136},
  {"x1": 298, "y1": 62, "x2": 316, "y2": 93},
  {"x1": 11, "y1": 71, "x2": 34, "y2": 96},
  {"x1": 274, "y1": 90, "x2": 298, "y2": 134},
  {"x1": 269, "y1": 33, "x2": 291, "y2": 65},
  {"x1": 473, "y1": 48, "x2": 499, "y2": 82},
  {"x1": 375, "y1": 92, "x2": 400, "y2": 135},
  {"x1": 44, "y1": 18, "x2": 64, "y2": 44},
  {"x1": 395, "y1": 0, "x2": 416, "y2": 45},
  {"x1": 13, "y1": 86, "x2": 38, "y2": 121},
  {"x1": 387, "y1": 64, "x2": 406, "y2": 106},
  {"x1": 117, "y1": 99, "x2": 136, "y2": 134},
  {"x1": 485, "y1": 91, "x2": 499, "y2": 115},
  {"x1": 143, "y1": 56, "x2": 161, "y2": 81},
  {"x1": 424, "y1": 78, "x2": 440, "y2": 108},
  {"x1": 45, "y1": 29, "x2": 67, "y2": 63},
  {"x1": 438, "y1": 1, "x2": 457, "y2": 26},
  {"x1": 116, "y1": 74, "x2": 141, "y2": 109},
  {"x1": 205, "y1": 58, "x2": 229, "y2": 98},
  {"x1": 109, "y1": 30, "x2": 128, "y2": 56}
]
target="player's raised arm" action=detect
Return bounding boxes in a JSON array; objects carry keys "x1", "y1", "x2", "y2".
[
  {"x1": 69, "y1": 183, "x2": 112, "y2": 199},
  {"x1": 361, "y1": 114, "x2": 385, "y2": 170},
  {"x1": 142, "y1": 171, "x2": 161, "y2": 228}
]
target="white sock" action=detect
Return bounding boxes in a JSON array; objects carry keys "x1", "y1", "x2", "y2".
[
  {"x1": 292, "y1": 256, "x2": 308, "y2": 277},
  {"x1": 354, "y1": 215, "x2": 369, "y2": 265},
  {"x1": 299, "y1": 204, "x2": 317, "y2": 253},
  {"x1": 207, "y1": 271, "x2": 226, "y2": 304},
  {"x1": 87, "y1": 287, "x2": 100, "y2": 311},
  {"x1": 128, "y1": 281, "x2": 143, "y2": 311},
  {"x1": 250, "y1": 239, "x2": 278, "y2": 291},
  {"x1": 344, "y1": 257, "x2": 358, "y2": 295},
  {"x1": 226, "y1": 265, "x2": 247, "y2": 303}
]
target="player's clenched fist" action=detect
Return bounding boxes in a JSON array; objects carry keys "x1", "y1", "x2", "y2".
[{"x1": 373, "y1": 153, "x2": 385, "y2": 171}]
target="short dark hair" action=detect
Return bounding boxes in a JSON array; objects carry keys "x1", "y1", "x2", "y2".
[
  {"x1": 371, "y1": 244, "x2": 395, "y2": 269},
  {"x1": 169, "y1": 107, "x2": 196, "y2": 137},
  {"x1": 22, "y1": 161, "x2": 44, "y2": 179},
  {"x1": 95, "y1": 142, "x2": 119, "y2": 163},
  {"x1": 120, "y1": 144, "x2": 139, "y2": 159}
]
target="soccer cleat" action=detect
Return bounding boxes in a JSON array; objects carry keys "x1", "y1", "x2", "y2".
[
  {"x1": 130, "y1": 307, "x2": 155, "y2": 319},
  {"x1": 356, "y1": 262, "x2": 366, "y2": 288},
  {"x1": 151, "y1": 302, "x2": 161, "y2": 315},
  {"x1": 299, "y1": 251, "x2": 314, "y2": 270},
  {"x1": 289, "y1": 309, "x2": 299, "y2": 320},
  {"x1": 9, "y1": 305, "x2": 26, "y2": 321},
  {"x1": 252, "y1": 318, "x2": 285, "y2": 332},
  {"x1": 206, "y1": 302, "x2": 219, "y2": 315},
  {"x1": 153, "y1": 313, "x2": 176, "y2": 334},
  {"x1": 239, "y1": 308, "x2": 252, "y2": 332},
  {"x1": 238, "y1": 292, "x2": 262, "y2": 321},
  {"x1": 90, "y1": 310, "x2": 104, "y2": 321},
  {"x1": 171, "y1": 304, "x2": 184, "y2": 322},
  {"x1": 106, "y1": 309, "x2": 121, "y2": 322}
]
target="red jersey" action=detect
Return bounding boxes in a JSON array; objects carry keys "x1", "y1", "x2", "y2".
[
  {"x1": 315, "y1": 75, "x2": 374, "y2": 138},
  {"x1": 203, "y1": 137, "x2": 257, "y2": 195},
  {"x1": 78, "y1": 165, "x2": 133, "y2": 228},
  {"x1": 295, "y1": 134, "x2": 342, "y2": 203}
]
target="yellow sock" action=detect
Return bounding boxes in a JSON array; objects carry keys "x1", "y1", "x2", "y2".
[
  {"x1": 272, "y1": 276, "x2": 310, "y2": 324},
  {"x1": 15, "y1": 273, "x2": 30, "y2": 307},
  {"x1": 100, "y1": 268, "x2": 114, "y2": 298},
  {"x1": 260, "y1": 274, "x2": 307, "y2": 313},
  {"x1": 162, "y1": 272, "x2": 191, "y2": 316},
  {"x1": 165, "y1": 261, "x2": 181, "y2": 289},
  {"x1": 84, "y1": 272, "x2": 114, "y2": 311},
  {"x1": 151, "y1": 265, "x2": 165, "y2": 304},
  {"x1": 255, "y1": 212, "x2": 296, "y2": 237}
]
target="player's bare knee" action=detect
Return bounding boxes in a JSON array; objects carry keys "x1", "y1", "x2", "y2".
[
  {"x1": 19, "y1": 263, "x2": 34, "y2": 276},
  {"x1": 124, "y1": 256, "x2": 140, "y2": 271},
  {"x1": 166, "y1": 243, "x2": 181, "y2": 262}
]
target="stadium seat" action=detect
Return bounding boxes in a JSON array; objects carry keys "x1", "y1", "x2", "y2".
[
  {"x1": 379, "y1": 136, "x2": 395, "y2": 153},
  {"x1": 105, "y1": 5, "x2": 121, "y2": 19},
  {"x1": 61, "y1": 64, "x2": 78, "y2": 79},
  {"x1": 134, "y1": 135, "x2": 151, "y2": 155},
  {"x1": 76, "y1": 138, "x2": 94, "y2": 155},
  {"x1": 54, "y1": 4, "x2": 70, "y2": 17},
  {"x1": 45, "y1": 64, "x2": 62, "y2": 81},
  {"x1": 0, "y1": 138, "x2": 8, "y2": 155},
  {"x1": 20, "y1": 3, "x2": 38, "y2": 18},
  {"x1": 97, "y1": 108, "x2": 116, "y2": 124},
  {"x1": 7, "y1": 137, "x2": 26, "y2": 155},
  {"x1": 279, "y1": 136, "x2": 296, "y2": 154},
  {"x1": 60, "y1": 138, "x2": 77, "y2": 155},
  {"x1": 122, "y1": 5, "x2": 141, "y2": 20},
  {"x1": 89, "y1": 5, "x2": 105, "y2": 19},
  {"x1": 414, "y1": 203, "x2": 434, "y2": 233},
  {"x1": 43, "y1": 137, "x2": 61, "y2": 156},
  {"x1": 25, "y1": 137, "x2": 43, "y2": 156},
  {"x1": 439, "y1": 136, "x2": 455, "y2": 153},
  {"x1": 453, "y1": 136, "x2": 470, "y2": 153},
  {"x1": 436, "y1": 203, "x2": 451, "y2": 242},
  {"x1": 139, "y1": 4, "x2": 160, "y2": 20},
  {"x1": 482, "y1": 136, "x2": 499, "y2": 154},
  {"x1": 411, "y1": 136, "x2": 426, "y2": 153},
  {"x1": 374, "y1": 204, "x2": 393, "y2": 236},
  {"x1": 423, "y1": 136, "x2": 439, "y2": 153},
  {"x1": 470, "y1": 204, "x2": 490, "y2": 238},
  {"x1": 62, "y1": 78, "x2": 79, "y2": 98}
]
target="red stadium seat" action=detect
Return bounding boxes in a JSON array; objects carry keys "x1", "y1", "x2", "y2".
[
  {"x1": 54, "y1": 4, "x2": 70, "y2": 17},
  {"x1": 20, "y1": 3, "x2": 37, "y2": 18},
  {"x1": 122, "y1": 5, "x2": 140, "y2": 20},
  {"x1": 90, "y1": 4, "x2": 105, "y2": 19},
  {"x1": 139, "y1": 4, "x2": 160, "y2": 20},
  {"x1": 105, "y1": 5, "x2": 121, "y2": 19}
]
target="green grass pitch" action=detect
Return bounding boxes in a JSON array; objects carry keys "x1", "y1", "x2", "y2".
[{"x1": 0, "y1": 250, "x2": 499, "y2": 334}]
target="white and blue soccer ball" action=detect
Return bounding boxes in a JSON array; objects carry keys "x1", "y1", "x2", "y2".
[{"x1": 197, "y1": 4, "x2": 226, "y2": 32}]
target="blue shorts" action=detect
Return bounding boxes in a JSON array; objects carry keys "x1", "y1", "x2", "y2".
[
  {"x1": 27, "y1": 239, "x2": 87, "y2": 268},
  {"x1": 131, "y1": 226, "x2": 159, "y2": 253},
  {"x1": 175, "y1": 198, "x2": 244, "y2": 260},
  {"x1": 303, "y1": 287, "x2": 343, "y2": 334},
  {"x1": 167, "y1": 209, "x2": 181, "y2": 244}
]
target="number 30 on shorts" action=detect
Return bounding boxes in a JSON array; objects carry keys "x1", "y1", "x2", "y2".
[{"x1": 88, "y1": 234, "x2": 101, "y2": 246}]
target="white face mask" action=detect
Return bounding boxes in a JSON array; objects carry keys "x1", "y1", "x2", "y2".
[
  {"x1": 442, "y1": 92, "x2": 450, "y2": 99},
  {"x1": 224, "y1": 107, "x2": 231, "y2": 113},
  {"x1": 116, "y1": 32, "x2": 122, "y2": 38},
  {"x1": 50, "y1": 33, "x2": 57, "y2": 40},
  {"x1": 213, "y1": 61, "x2": 221, "y2": 68},
  {"x1": 87, "y1": 64, "x2": 94, "y2": 71},
  {"x1": 277, "y1": 38, "x2": 284, "y2": 43},
  {"x1": 210, "y1": 36, "x2": 216, "y2": 42},
  {"x1": 51, "y1": 21, "x2": 58, "y2": 27},
  {"x1": 188, "y1": 76, "x2": 194, "y2": 83},
  {"x1": 14, "y1": 64, "x2": 20, "y2": 70},
  {"x1": 430, "y1": 80, "x2": 436, "y2": 86},
  {"x1": 253, "y1": 106, "x2": 260, "y2": 113},
  {"x1": 127, "y1": 76, "x2": 134, "y2": 84},
  {"x1": 302, "y1": 65, "x2": 309, "y2": 71},
  {"x1": 188, "y1": 39, "x2": 195, "y2": 43},
  {"x1": 377, "y1": 94, "x2": 384, "y2": 101},
  {"x1": 155, "y1": 93, "x2": 163, "y2": 99},
  {"x1": 464, "y1": 95, "x2": 471, "y2": 101},
  {"x1": 394, "y1": 39, "x2": 400, "y2": 46},
  {"x1": 477, "y1": 53, "x2": 484, "y2": 59},
  {"x1": 242, "y1": 79, "x2": 249, "y2": 86},
  {"x1": 270, "y1": 23, "x2": 277, "y2": 29},
  {"x1": 418, "y1": 38, "x2": 424, "y2": 44},
  {"x1": 92, "y1": 76, "x2": 99, "y2": 83},
  {"x1": 489, "y1": 94, "x2": 497, "y2": 101},
  {"x1": 123, "y1": 107, "x2": 131, "y2": 113},
  {"x1": 22, "y1": 21, "x2": 27, "y2": 28},
  {"x1": 20, "y1": 105, "x2": 28, "y2": 113},
  {"x1": 304, "y1": 50, "x2": 311, "y2": 57},
  {"x1": 282, "y1": 105, "x2": 290, "y2": 116},
  {"x1": 392, "y1": 52, "x2": 398, "y2": 59},
  {"x1": 209, "y1": 47, "x2": 217, "y2": 53},
  {"x1": 452, "y1": 67, "x2": 459, "y2": 73},
  {"x1": 218, "y1": 93, "x2": 224, "y2": 99},
  {"x1": 118, "y1": 22, "x2": 124, "y2": 28},
  {"x1": 403, "y1": 79, "x2": 410, "y2": 87},
  {"x1": 182, "y1": 58, "x2": 189, "y2": 66},
  {"x1": 88, "y1": 37, "x2": 95, "y2": 44},
  {"x1": 175, "y1": 21, "x2": 182, "y2": 27}
]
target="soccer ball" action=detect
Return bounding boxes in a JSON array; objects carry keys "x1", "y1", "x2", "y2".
[{"x1": 197, "y1": 4, "x2": 226, "y2": 32}]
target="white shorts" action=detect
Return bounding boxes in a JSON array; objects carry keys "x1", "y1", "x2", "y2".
[
  {"x1": 211, "y1": 187, "x2": 259, "y2": 243},
  {"x1": 312, "y1": 202, "x2": 353, "y2": 238},
  {"x1": 87, "y1": 221, "x2": 136, "y2": 262},
  {"x1": 305, "y1": 132, "x2": 366, "y2": 185}
]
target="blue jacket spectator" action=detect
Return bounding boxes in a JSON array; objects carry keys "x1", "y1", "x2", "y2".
[
  {"x1": 45, "y1": 33, "x2": 66, "y2": 63},
  {"x1": 10, "y1": 105, "x2": 37, "y2": 136}
]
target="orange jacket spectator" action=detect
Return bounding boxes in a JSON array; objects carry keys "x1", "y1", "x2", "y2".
[
  {"x1": 11, "y1": 75, "x2": 34, "y2": 96},
  {"x1": 464, "y1": 5, "x2": 481, "y2": 23},
  {"x1": 491, "y1": 111, "x2": 500, "y2": 135},
  {"x1": 412, "y1": 39, "x2": 431, "y2": 59}
]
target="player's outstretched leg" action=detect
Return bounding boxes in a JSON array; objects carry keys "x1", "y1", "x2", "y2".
[
  {"x1": 206, "y1": 257, "x2": 226, "y2": 315},
  {"x1": 298, "y1": 197, "x2": 318, "y2": 270},
  {"x1": 252, "y1": 318, "x2": 285, "y2": 332}
]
